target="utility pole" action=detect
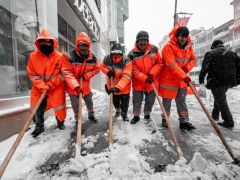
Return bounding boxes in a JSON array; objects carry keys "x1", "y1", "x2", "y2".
[{"x1": 174, "y1": 0, "x2": 178, "y2": 26}]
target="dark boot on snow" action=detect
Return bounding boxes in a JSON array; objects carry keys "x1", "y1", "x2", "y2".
[
  {"x1": 130, "y1": 116, "x2": 140, "y2": 124},
  {"x1": 31, "y1": 126, "x2": 45, "y2": 138},
  {"x1": 218, "y1": 121, "x2": 234, "y2": 128},
  {"x1": 88, "y1": 112, "x2": 98, "y2": 123},
  {"x1": 180, "y1": 122, "x2": 196, "y2": 131},
  {"x1": 57, "y1": 121, "x2": 65, "y2": 130},
  {"x1": 144, "y1": 114, "x2": 152, "y2": 122},
  {"x1": 114, "y1": 111, "x2": 121, "y2": 118},
  {"x1": 162, "y1": 119, "x2": 168, "y2": 128}
]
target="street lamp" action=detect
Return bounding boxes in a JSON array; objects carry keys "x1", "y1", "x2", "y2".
[{"x1": 174, "y1": 0, "x2": 193, "y2": 26}]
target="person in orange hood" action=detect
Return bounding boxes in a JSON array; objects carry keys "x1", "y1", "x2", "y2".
[
  {"x1": 100, "y1": 42, "x2": 132, "y2": 121},
  {"x1": 159, "y1": 25, "x2": 196, "y2": 131},
  {"x1": 128, "y1": 30, "x2": 163, "y2": 124},
  {"x1": 27, "y1": 29, "x2": 79, "y2": 138},
  {"x1": 66, "y1": 32, "x2": 100, "y2": 135}
]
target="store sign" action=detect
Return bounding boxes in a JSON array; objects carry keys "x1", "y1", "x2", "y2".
[{"x1": 73, "y1": 0, "x2": 100, "y2": 40}]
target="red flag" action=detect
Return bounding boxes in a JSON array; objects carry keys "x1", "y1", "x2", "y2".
[{"x1": 177, "y1": 16, "x2": 190, "y2": 26}]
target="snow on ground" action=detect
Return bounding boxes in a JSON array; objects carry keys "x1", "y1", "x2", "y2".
[{"x1": 0, "y1": 88, "x2": 240, "y2": 179}]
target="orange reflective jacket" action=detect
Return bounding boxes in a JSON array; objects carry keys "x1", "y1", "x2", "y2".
[
  {"x1": 27, "y1": 30, "x2": 79, "y2": 121},
  {"x1": 100, "y1": 55, "x2": 132, "y2": 95},
  {"x1": 66, "y1": 32, "x2": 100, "y2": 97},
  {"x1": 128, "y1": 44, "x2": 163, "y2": 92},
  {"x1": 158, "y1": 24, "x2": 196, "y2": 99}
]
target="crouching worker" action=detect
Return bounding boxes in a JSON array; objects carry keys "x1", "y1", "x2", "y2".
[
  {"x1": 66, "y1": 32, "x2": 100, "y2": 135},
  {"x1": 27, "y1": 29, "x2": 79, "y2": 138},
  {"x1": 100, "y1": 43, "x2": 132, "y2": 121}
]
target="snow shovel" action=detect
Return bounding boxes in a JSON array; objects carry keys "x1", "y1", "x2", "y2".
[
  {"x1": 108, "y1": 77, "x2": 113, "y2": 146},
  {"x1": 151, "y1": 82, "x2": 184, "y2": 160},
  {"x1": 76, "y1": 78, "x2": 83, "y2": 156},
  {"x1": 0, "y1": 90, "x2": 47, "y2": 178},
  {"x1": 189, "y1": 82, "x2": 240, "y2": 166}
]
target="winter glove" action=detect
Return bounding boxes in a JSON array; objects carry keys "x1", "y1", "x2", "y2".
[
  {"x1": 74, "y1": 86, "x2": 82, "y2": 94},
  {"x1": 40, "y1": 84, "x2": 49, "y2": 92},
  {"x1": 108, "y1": 87, "x2": 120, "y2": 95},
  {"x1": 107, "y1": 70, "x2": 115, "y2": 78},
  {"x1": 105, "y1": 84, "x2": 110, "y2": 94},
  {"x1": 199, "y1": 77, "x2": 204, "y2": 84},
  {"x1": 183, "y1": 76, "x2": 191, "y2": 85},
  {"x1": 145, "y1": 74, "x2": 153, "y2": 83},
  {"x1": 182, "y1": 67, "x2": 188, "y2": 73}
]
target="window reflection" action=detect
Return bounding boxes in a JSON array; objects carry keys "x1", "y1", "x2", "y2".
[{"x1": 0, "y1": 0, "x2": 39, "y2": 97}]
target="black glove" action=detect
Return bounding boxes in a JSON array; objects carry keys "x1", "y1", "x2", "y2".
[
  {"x1": 182, "y1": 67, "x2": 188, "y2": 73},
  {"x1": 183, "y1": 76, "x2": 191, "y2": 85},
  {"x1": 108, "y1": 87, "x2": 120, "y2": 95},
  {"x1": 145, "y1": 74, "x2": 153, "y2": 83},
  {"x1": 107, "y1": 70, "x2": 115, "y2": 78},
  {"x1": 105, "y1": 84, "x2": 110, "y2": 94}
]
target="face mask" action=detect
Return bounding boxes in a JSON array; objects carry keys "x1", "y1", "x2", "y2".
[{"x1": 39, "y1": 45, "x2": 54, "y2": 56}]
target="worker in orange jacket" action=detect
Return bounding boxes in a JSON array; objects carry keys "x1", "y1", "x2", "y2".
[
  {"x1": 100, "y1": 43, "x2": 132, "y2": 121},
  {"x1": 27, "y1": 30, "x2": 79, "y2": 138},
  {"x1": 128, "y1": 30, "x2": 163, "y2": 124},
  {"x1": 66, "y1": 32, "x2": 100, "y2": 135},
  {"x1": 159, "y1": 24, "x2": 196, "y2": 131}
]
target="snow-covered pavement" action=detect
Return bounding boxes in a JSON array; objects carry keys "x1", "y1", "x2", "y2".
[{"x1": 0, "y1": 87, "x2": 240, "y2": 180}]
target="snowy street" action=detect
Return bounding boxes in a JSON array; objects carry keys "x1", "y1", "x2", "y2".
[{"x1": 0, "y1": 87, "x2": 240, "y2": 179}]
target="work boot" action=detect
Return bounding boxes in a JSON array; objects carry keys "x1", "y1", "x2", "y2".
[
  {"x1": 114, "y1": 111, "x2": 121, "y2": 118},
  {"x1": 130, "y1": 116, "x2": 140, "y2": 124},
  {"x1": 31, "y1": 126, "x2": 45, "y2": 138},
  {"x1": 180, "y1": 122, "x2": 196, "y2": 131},
  {"x1": 162, "y1": 119, "x2": 168, "y2": 128},
  {"x1": 218, "y1": 121, "x2": 234, "y2": 128},
  {"x1": 57, "y1": 121, "x2": 65, "y2": 130},
  {"x1": 88, "y1": 112, "x2": 98, "y2": 123},
  {"x1": 144, "y1": 114, "x2": 151, "y2": 122}
]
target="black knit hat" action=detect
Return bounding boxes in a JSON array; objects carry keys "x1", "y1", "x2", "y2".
[
  {"x1": 175, "y1": 26, "x2": 189, "y2": 37},
  {"x1": 211, "y1": 40, "x2": 223, "y2": 49},
  {"x1": 136, "y1": 30, "x2": 149, "y2": 42},
  {"x1": 111, "y1": 42, "x2": 123, "y2": 55}
]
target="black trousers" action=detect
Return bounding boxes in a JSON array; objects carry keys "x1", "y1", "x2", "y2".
[
  {"x1": 33, "y1": 96, "x2": 47, "y2": 127},
  {"x1": 211, "y1": 87, "x2": 233, "y2": 124},
  {"x1": 113, "y1": 94, "x2": 130, "y2": 118}
]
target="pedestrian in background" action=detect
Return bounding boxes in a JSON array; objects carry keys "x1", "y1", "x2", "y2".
[{"x1": 199, "y1": 39, "x2": 240, "y2": 128}]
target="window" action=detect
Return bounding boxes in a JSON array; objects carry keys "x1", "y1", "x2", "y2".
[
  {"x1": 67, "y1": 24, "x2": 76, "y2": 44},
  {"x1": 58, "y1": 15, "x2": 67, "y2": 38}
]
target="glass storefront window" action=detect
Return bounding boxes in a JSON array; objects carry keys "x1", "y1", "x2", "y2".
[
  {"x1": 67, "y1": 24, "x2": 76, "y2": 44},
  {"x1": 0, "y1": 0, "x2": 39, "y2": 98},
  {"x1": 58, "y1": 15, "x2": 67, "y2": 38},
  {"x1": 58, "y1": 15, "x2": 75, "y2": 54}
]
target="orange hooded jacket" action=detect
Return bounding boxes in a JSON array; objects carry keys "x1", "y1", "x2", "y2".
[
  {"x1": 158, "y1": 24, "x2": 196, "y2": 99},
  {"x1": 66, "y1": 32, "x2": 100, "y2": 97},
  {"x1": 128, "y1": 44, "x2": 163, "y2": 92},
  {"x1": 27, "y1": 30, "x2": 79, "y2": 121},
  {"x1": 100, "y1": 55, "x2": 132, "y2": 95}
]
